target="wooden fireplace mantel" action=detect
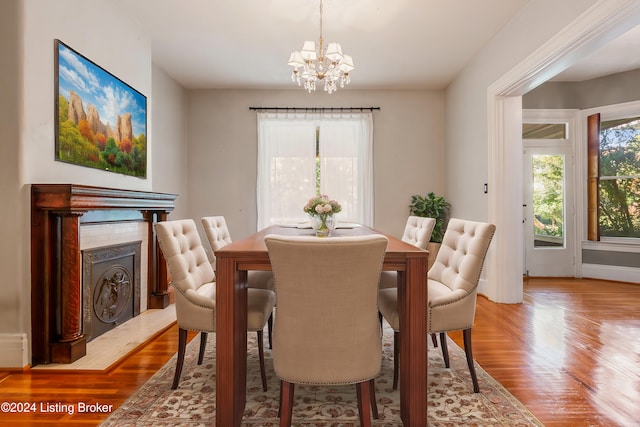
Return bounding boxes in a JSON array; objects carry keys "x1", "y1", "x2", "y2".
[{"x1": 30, "y1": 184, "x2": 177, "y2": 365}]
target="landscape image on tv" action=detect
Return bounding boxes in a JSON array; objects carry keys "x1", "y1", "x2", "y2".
[{"x1": 55, "y1": 39, "x2": 147, "y2": 178}]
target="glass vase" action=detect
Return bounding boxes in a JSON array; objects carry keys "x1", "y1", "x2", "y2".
[{"x1": 310, "y1": 214, "x2": 335, "y2": 237}]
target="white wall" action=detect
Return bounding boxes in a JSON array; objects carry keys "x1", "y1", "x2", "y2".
[
  {"x1": 186, "y1": 89, "x2": 444, "y2": 241},
  {"x1": 152, "y1": 64, "x2": 188, "y2": 219},
  {"x1": 0, "y1": 0, "x2": 188, "y2": 368}
]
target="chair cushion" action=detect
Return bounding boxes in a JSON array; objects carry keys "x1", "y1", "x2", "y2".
[
  {"x1": 186, "y1": 280, "x2": 216, "y2": 309},
  {"x1": 248, "y1": 270, "x2": 276, "y2": 291},
  {"x1": 377, "y1": 288, "x2": 399, "y2": 330},
  {"x1": 172, "y1": 281, "x2": 216, "y2": 332},
  {"x1": 247, "y1": 288, "x2": 276, "y2": 331},
  {"x1": 378, "y1": 271, "x2": 398, "y2": 290},
  {"x1": 427, "y1": 279, "x2": 462, "y2": 307}
]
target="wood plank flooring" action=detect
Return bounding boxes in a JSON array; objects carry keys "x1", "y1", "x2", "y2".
[
  {"x1": 450, "y1": 277, "x2": 640, "y2": 427},
  {"x1": 1, "y1": 277, "x2": 639, "y2": 426}
]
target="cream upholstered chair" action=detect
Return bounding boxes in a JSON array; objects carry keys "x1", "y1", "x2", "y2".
[
  {"x1": 201, "y1": 216, "x2": 275, "y2": 347},
  {"x1": 378, "y1": 218, "x2": 496, "y2": 392},
  {"x1": 378, "y1": 216, "x2": 435, "y2": 289},
  {"x1": 265, "y1": 234, "x2": 388, "y2": 427},
  {"x1": 155, "y1": 219, "x2": 275, "y2": 391}
]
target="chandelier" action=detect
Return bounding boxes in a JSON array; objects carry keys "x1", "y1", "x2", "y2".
[{"x1": 287, "y1": 0, "x2": 354, "y2": 94}]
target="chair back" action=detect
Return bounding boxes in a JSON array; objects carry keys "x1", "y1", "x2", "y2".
[
  {"x1": 265, "y1": 234, "x2": 388, "y2": 385},
  {"x1": 428, "y1": 218, "x2": 496, "y2": 295},
  {"x1": 401, "y1": 216, "x2": 436, "y2": 249},
  {"x1": 155, "y1": 219, "x2": 216, "y2": 329},
  {"x1": 201, "y1": 216, "x2": 233, "y2": 250}
]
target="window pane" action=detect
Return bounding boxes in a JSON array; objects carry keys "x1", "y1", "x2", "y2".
[
  {"x1": 600, "y1": 116, "x2": 640, "y2": 178},
  {"x1": 599, "y1": 178, "x2": 640, "y2": 238},
  {"x1": 532, "y1": 154, "x2": 565, "y2": 247},
  {"x1": 523, "y1": 123, "x2": 567, "y2": 139}
]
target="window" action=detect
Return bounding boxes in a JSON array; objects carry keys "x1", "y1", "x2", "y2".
[
  {"x1": 599, "y1": 116, "x2": 640, "y2": 238},
  {"x1": 587, "y1": 110, "x2": 640, "y2": 239},
  {"x1": 257, "y1": 111, "x2": 373, "y2": 230}
]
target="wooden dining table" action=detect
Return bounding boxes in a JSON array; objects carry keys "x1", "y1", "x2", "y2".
[{"x1": 214, "y1": 224, "x2": 428, "y2": 426}]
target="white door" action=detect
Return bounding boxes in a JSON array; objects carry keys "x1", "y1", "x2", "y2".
[{"x1": 522, "y1": 113, "x2": 575, "y2": 277}]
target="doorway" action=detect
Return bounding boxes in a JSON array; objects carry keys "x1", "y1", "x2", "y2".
[
  {"x1": 485, "y1": 1, "x2": 638, "y2": 302},
  {"x1": 522, "y1": 112, "x2": 575, "y2": 276}
]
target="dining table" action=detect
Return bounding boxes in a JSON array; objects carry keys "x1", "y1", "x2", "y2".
[{"x1": 214, "y1": 224, "x2": 428, "y2": 426}]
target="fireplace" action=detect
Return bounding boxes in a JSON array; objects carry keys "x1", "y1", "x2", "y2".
[
  {"x1": 31, "y1": 184, "x2": 177, "y2": 364},
  {"x1": 82, "y1": 242, "x2": 142, "y2": 341}
]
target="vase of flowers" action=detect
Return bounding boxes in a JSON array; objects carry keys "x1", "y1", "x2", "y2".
[{"x1": 304, "y1": 195, "x2": 342, "y2": 237}]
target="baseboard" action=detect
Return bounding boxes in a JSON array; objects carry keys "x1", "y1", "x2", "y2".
[
  {"x1": 0, "y1": 333, "x2": 28, "y2": 369},
  {"x1": 581, "y1": 263, "x2": 640, "y2": 284}
]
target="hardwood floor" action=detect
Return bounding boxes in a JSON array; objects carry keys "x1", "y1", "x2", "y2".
[
  {"x1": 450, "y1": 277, "x2": 640, "y2": 427},
  {"x1": 1, "y1": 277, "x2": 638, "y2": 426}
]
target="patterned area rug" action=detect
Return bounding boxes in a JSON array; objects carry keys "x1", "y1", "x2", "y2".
[{"x1": 101, "y1": 325, "x2": 544, "y2": 427}]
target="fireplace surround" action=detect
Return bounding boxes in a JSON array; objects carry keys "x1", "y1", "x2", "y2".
[{"x1": 30, "y1": 184, "x2": 177, "y2": 364}]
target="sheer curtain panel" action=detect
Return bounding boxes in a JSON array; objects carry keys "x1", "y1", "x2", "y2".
[
  {"x1": 319, "y1": 114, "x2": 373, "y2": 225},
  {"x1": 257, "y1": 113, "x2": 316, "y2": 230}
]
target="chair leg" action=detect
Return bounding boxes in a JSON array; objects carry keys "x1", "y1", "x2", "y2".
[
  {"x1": 392, "y1": 331, "x2": 399, "y2": 390},
  {"x1": 171, "y1": 327, "x2": 188, "y2": 389},
  {"x1": 279, "y1": 380, "x2": 295, "y2": 427},
  {"x1": 439, "y1": 332, "x2": 450, "y2": 368},
  {"x1": 198, "y1": 331, "x2": 208, "y2": 365},
  {"x1": 267, "y1": 312, "x2": 273, "y2": 349},
  {"x1": 463, "y1": 328, "x2": 480, "y2": 393},
  {"x1": 257, "y1": 331, "x2": 268, "y2": 392},
  {"x1": 356, "y1": 381, "x2": 373, "y2": 427},
  {"x1": 431, "y1": 332, "x2": 438, "y2": 348},
  {"x1": 369, "y1": 378, "x2": 379, "y2": 419}
]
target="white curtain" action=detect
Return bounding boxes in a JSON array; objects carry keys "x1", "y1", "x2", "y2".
[
  {"x1": 257, "y1": 112, "x2": 316, "y2": 230},
  {"x1": 257, "y1": 111, "x2": 373, "y2": 230},
  {"x1": 319, "y1": 113, "x2": 373, "y2": 225}
]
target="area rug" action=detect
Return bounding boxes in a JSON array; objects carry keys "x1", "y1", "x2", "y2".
[{"x1": 101, "y1": 325, "x2": 544, "y2": 427}]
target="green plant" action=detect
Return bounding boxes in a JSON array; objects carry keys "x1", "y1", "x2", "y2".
[{"x1": 409, "y1": 192, "x2": 451, "y2": 243}]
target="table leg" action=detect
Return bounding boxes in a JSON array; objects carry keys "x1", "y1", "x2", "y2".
[
  {"x1": 216, "y1": 258, "x2": 248, "y2": 427},
  {"x1": 398, "y1": 257, "x2": 427, "y2": 426}
]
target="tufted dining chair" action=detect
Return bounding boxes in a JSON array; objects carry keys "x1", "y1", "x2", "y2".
[
  {"x1": 265, "y1": 234, "x2": 388, "y2": 427},
  {"x1": 155, "y1": 219, "x2": 275, "y2": 391},
  {"x1": 201, "y1": 216, "x2": 275, "y2": 347},
  {"x1": 378, "y1": 218, "x2": 496, "y2": 392},
  {"x1": 378, "y1": 216, "x2": 435, "y2": 290}
]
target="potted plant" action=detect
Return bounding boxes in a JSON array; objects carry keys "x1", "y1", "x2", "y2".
[{"x1": 409, "y1": 192, "x2": 451, "y2": 265}]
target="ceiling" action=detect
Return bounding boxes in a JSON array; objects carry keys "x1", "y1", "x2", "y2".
[
  {"x1": 550, "y1": 24, "x2": 640, "y2": 82},
  {"x1": 114, "y1": 0, "x2": 640, "y2": 91}
]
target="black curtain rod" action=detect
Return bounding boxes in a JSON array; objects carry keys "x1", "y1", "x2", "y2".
[{"x1": 249, "y1": 107, "x2": 380, "y2": 112}]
